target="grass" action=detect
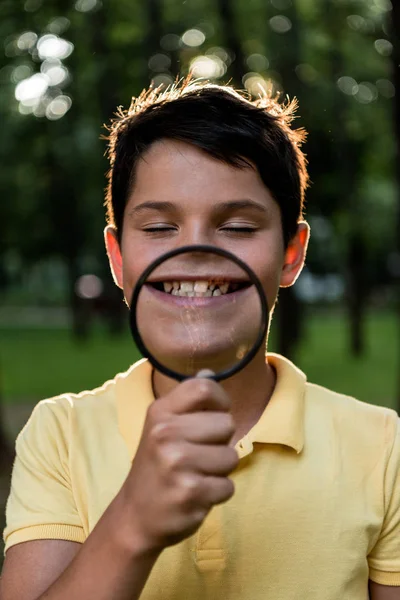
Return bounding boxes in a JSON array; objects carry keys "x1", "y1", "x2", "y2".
[{"x1": 0, "y1": 309, "x2": 398, "y2": 411}]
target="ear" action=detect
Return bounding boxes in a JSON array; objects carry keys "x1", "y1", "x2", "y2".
[
  {"x1": 104, "y1": 225, "x2": 123, "y2": 289},
  {"x1": 280, "y1": 221, "x2": 310, "y2": 288}
]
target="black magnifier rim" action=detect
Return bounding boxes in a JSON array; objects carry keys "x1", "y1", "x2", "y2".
[{"x1": 129, "y1": 244, "x2": 269, "y2": 382}]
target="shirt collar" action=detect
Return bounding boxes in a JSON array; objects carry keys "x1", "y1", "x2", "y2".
[
  {"x1": 247, "y1": 353, "x2": 306, "y2": 454},
  {"x1": 116, "y1": 354, "x2": 307, "y2": 460}
]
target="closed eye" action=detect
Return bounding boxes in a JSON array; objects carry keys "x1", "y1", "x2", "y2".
[
  {"x1": 143, "y1": 225, "x2": 177, "y2": 233},
  {"x1": 220, "y1": 226, "x2": 258, "y2": 234}
]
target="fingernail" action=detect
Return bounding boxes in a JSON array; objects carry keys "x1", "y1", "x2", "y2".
[{"x1": 195, "y1": 369, "x2": 216, "y2": 379}]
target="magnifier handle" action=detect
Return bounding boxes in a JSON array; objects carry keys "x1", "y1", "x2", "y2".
[{"x1": 195, "y1": 369, "x2": 217, "y2": 380}]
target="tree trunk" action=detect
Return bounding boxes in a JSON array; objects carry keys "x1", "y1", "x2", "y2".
[
  {"x1": 276, "y1": 287, "x2": 302, "y2": 360},
  {"x1": 268, "y1": 0, "x2": 306, "y2": 359},
  {"x1": 347, "y1": 233, "x2": 368, "y2": 356},
  {"x1": 0, "y1": 365, "x2": 14, "y2": 474},
  {"x1": 145, "y1": 0, "x2": 163, "y2": 59},
  {"x1": 390, "y1": 1, "x2": 400, "y2": 410},
  {"x1": 322, "y1": 0, "x2": 368, "y2": 357},
  {"x1": 216, "y1": 0, "x2": 245, "y2": 86}
]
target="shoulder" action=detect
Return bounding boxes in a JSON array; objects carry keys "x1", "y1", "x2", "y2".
[
  {"x1": 17, "y1": 365, "x2": 134, "y2": 448},
  {"x1": 305, "y1": 380, "x2": 399, "y2": 457}
]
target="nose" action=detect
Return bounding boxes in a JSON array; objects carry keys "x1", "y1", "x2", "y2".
[{"x1": 177, "y1": 221, "x2": 213, "y2": 247}]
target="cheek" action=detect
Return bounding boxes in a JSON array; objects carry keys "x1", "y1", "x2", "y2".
[
  {"x1": 120, "y1": 239, "x2": 146, "y2": 304},
  {"x1": 252, "y1": 240, "x2": 285, "y2": 307}
]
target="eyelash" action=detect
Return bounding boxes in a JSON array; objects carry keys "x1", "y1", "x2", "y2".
[
  {"x1": 142, "y1": 225, "x2": 258, "y2": 235},
  {"x1": 221, "y1": 226, "x2": 257, "y2": 233},
  {"x1": 143, "y1": 226, "x2": 176, "y2": 233}
]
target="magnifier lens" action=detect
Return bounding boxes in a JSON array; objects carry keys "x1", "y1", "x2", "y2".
[{"x1": 130, "y1": 246, "x2": 268, "y2": 381}]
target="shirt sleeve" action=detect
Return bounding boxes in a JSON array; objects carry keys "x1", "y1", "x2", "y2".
[
  {"x1": 3, "y1": 398, "x2": 85, "y2": 553},
  {"x1": 368, "y1": 414, "x2": 400, "y2": 586}
]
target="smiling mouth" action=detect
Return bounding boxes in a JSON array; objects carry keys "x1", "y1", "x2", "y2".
[{"x1": 148, "y1": 279, "x2": 251, "y2": 298}]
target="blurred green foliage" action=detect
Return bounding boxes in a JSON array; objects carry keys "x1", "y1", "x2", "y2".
[
  {"x1": 0, "y1": 0, "x2": 397, "y2": 297},
  {"x1": 0, "y1": 309, "x2": 396, "y2": 406}
]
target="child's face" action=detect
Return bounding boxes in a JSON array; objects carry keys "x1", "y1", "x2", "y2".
[{"x1": 106, "y1": 139, "x2": 309, "y2": 367}]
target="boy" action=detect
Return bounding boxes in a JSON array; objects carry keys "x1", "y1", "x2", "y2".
[{"x1": 1, "y1": 79, "x2": 399, "y2": 600}]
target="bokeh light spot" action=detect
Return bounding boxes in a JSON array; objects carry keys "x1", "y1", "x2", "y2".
[
  {"x1": 206, "y1": 46, "x2": 231, "y2": 66},
  {"x1": 160, "y1": 33, "x2": 181, "y2": 51},
  {"x1": 45, "y1": 95, "x2": 72, "y2": 120},
  {"x1": 243, "y1": 73, "x2": 272, "y2": 97},
  {"x1": 37, "y1": 34, "x2": 74, "y2": 60},
  {"x1": 337, "y1": 76, "x2": 358, "y2": 96},
  {"x1": 4, "y1": 37, "x2": 22, "y2": 58},
  {"x1": 148, "y1": 53, "x2": 171, "y2": 72},
  {"x1": 15, "y1": 73, "x2": 49, "y2": 105},
  {"x1": 376, "y1": 78, "x2": 395, "y2": 98},
  {"x1": 17, "y1": 32, "x2": 38, "y2": 51},
  {"x1": 190, "y1": 55, "x2": 226, "y2": 79},
  {"x1": 355, "y1": 82, "x2": 378, "y2": 104},
  {"x1": 347, "y1": 15, "x2": 367, "y2": 32},
  {"x1": 373, "y1": 0, "x2": 392, "y2": 11},
  {"x1": 269, "y1": 15, "x2": 292, "y2": 34},
  {"x1": 374, "y1": 39, "x2": 393, "y2": 56},
  {"x1": 11, "y1": 65, "x2": 33, "y2": 84},
  {"x1": 47, "y1": 17, "x2": 71, "y2": 35},
  {"x1": 182, "y1": 29, "x2": 205, "y2": 48},
  {"x1": 24, "y1": 0, "x2": 42, "y2": 11},
  {"x1": 41, "y1": 61, "x2": 69, "y2": 86},
  {"x1": 75, "y1": 0, "x2": 101, "y2": 12},
  {"x1": 246, "y1": 53, "x2": 269, "y2": 72},
  {"x1": 75, "y1": 275, "x2": 103, "y2": 299},
  {"x1": 151, "y1": 73, "x2": 174, "y2": 89}
]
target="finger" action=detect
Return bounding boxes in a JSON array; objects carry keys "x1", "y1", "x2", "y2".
[
  {"x1": 188, "y1": 444, "x2": 239, "y2": 476},
  {"x1": 165, "y1": 378, "x2": 231, "y2": 414},
  {"x1": 176, "y1": 412, "x2": 235, "y2": 444},
  {"x1": 201, "y1": 476, "x2": 235, "y2": 507},
  {"x1": 195, "y1": 369, "x2": 216, "y2": 379}
]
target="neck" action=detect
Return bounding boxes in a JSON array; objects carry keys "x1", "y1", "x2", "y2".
[{"x1": 152, "y1": 347, "x2": 276, "y2": 446}]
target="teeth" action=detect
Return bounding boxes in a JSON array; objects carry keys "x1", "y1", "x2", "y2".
[
  {"x1": 161, "y1": 280, "x2": 233, "y2": 297},
  {"x1": 194, "y1": 281, "x2": 209, "y2": 293},
  {"x1": 180, "y1": 281, "x2": 194, "y2": 292}
]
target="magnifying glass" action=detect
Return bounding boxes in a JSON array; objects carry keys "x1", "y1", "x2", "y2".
[{"x1": 129, "y1": 245, "x2": 269, "y2": 382}]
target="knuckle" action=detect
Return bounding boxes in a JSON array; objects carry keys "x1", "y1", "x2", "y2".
[
  {"x1": 195, "y1": 379, "x2": 214, "y2": 402},
  {"x1": 146, "y1": 402, "x2": 162, "y2": 427},
  {"x1": 178, "y1": 474, "x2": 202, "y2": 504},
  {"x1": 150, "y1": 420, "x2": 173, "y2": 445},
  {"x1": 192, "y1": 508, "x2": 208, "y2": 525},
  {"x1": 162, "y1": 445, "x2": 186, "y2": 472}
]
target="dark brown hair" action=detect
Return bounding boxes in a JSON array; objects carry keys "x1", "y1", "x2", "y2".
[{"x1": 105, "y1": 77, "x2": 308, "y2": 247}]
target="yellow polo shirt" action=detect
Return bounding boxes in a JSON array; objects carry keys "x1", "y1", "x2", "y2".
[{"x1": 4, "y1": 354, "x2": 400, "y2": 599}]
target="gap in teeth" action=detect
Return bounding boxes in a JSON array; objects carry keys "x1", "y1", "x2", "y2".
[{"x1": 162, "y1": 280, "x2": 233, "y2": 297}]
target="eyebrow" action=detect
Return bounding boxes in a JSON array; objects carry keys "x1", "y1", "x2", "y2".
[
  {"x1": 127, "y1": 201, "x2": 177, "y2": 217},
  {"x1": 214, "y1": 200, "x2": 268, "y2": 215},
  {"x1": 128, "y1": 199, "x2": 268, "y2": 217}
]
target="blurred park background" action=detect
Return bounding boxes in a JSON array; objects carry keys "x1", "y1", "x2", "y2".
[{"x1": 0, "y1": 0, "x2": 399, "y2": 559}]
